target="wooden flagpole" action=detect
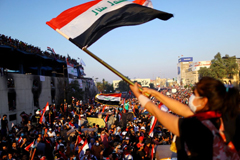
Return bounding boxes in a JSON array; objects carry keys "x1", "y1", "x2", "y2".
[{"x1": 30, "y1": 148, "x2": 36, "y2": 160}]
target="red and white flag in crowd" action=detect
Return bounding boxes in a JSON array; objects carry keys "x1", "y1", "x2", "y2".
[
  {"x1": 39, "y1": 102, "x2": 49, "y2": 123},
  {"x1": 150, "y1": 145, "x2": 155, "y2": 160},
  {"x1": 118, "y1": 113, "x2": 122, "y2": 121},
  {"x1": 24, "y1": 140, "x2": 35, "y2": 152},
  {"x1": 122, "y1": 98, "x2": 125, "y2": 105},
  {"x1": 46, "y1": 0, "x2": 173, "y2": 49},
  {"x1": 40, "y1": 156, "x2": 46, "y2": 160},
  {"x1": 76, "y1": 135, "x2": 83, "y2": 146},
  {"x1": 149, "y1": 103, "x2": 162, "y2": 137},
  {"x1": 68, "y1": 122, "x2": 75, "y2": 129},
  {"x1": 149, "y1": 116, "x2": 157, "y2": 138},
  {"x1": 102, "y1": 105, "x2": 107, "y2": 113},
  {"x1": 81, "y1": 139, "x2": 89, "y2": 154},
  {"x1": 105, "y1": 115, "x2": 109, "y2": 123},
  {"x1": 18, "y1": 137, "x2": 23, "y2": 144},
  {"x1": 78, "y1": 115, "x2": 81, "y2": 127}
]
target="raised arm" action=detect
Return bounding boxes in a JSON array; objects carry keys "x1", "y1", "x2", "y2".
[
  {"x1": 142, "y1": 87, "x2": 194, "y2": 117},
  {"x1": 130, "y1": 83, "x2": 180, "y2": 136}
]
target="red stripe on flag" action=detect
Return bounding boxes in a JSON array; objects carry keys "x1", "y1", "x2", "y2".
[
  {"x1": 40, "y1": 102, "x2": 49, "y2": 123},
  {"x1": 102, "y1": 105, "x2": 107, "y2": 113},
  {"x1": 46, "y1": 0, "x2": 102, "y2": 30},
  {"x1": 25, "y1": 140, "x2": 34, "y2": 152},
  {"x1": 99, "y1": 93, "x2": 122, "y2": 97}
]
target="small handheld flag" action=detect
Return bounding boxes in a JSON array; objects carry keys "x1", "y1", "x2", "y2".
[
  {"x1": 18, "y1": 137, "x2": 23, "y2": 144},
  {"x1": 25, "y1": 140, "x2": 35, "y2": 152},
  {"x1": 40, "y1": 102, "x2": 49, "y2": 123}
]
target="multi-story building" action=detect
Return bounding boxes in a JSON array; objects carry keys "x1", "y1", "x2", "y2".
[
  {"x1": 177, "y1": 57, "x2": 193, "y2": 85},
  {"x1": 177, "y1": 57, "x2": 212, "y2": 85}
]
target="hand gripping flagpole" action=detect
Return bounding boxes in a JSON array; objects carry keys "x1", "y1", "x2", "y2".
[{"x1": 56, "y1": 29, "x2": 148, "y2": 96}]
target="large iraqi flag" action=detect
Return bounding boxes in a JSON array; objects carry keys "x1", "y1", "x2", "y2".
[
  {"x1": 95, "y1": 93, "x2": 122, "y2": 105},
  {"x1": 46, "y1": 0, "x2": 173, "y2": 48}
]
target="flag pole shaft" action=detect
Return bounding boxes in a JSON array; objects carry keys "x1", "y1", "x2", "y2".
[
  {"x1": 55, "y1": 29, "x2": 133, "y2": 86},
  {"x1": 30, "y1": 148, "x2": 36, "y2": 160},
  {"x1": 82, "y1": 48, "x2": 149, "y2": 96},
  {"x1": 82, "y1": 47, "x2": 134, "y2": 86}
]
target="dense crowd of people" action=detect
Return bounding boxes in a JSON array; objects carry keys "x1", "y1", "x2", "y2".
[
  {"x1": 0, "y1": 86, "x2": 190, "y2": 160},
  {"x1": 0, "y1": 34, "x2": 78, "y2": 65}
]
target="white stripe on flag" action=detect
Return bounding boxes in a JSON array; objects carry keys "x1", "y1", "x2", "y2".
[
  {"x1": 60, "y1": 0, "x2": 132, "y2": 39},
  {"x1": 97, "y1": 95, "x2": 121, "y2": 101}
]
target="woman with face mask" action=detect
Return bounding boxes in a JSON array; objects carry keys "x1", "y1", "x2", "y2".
[{"x1": 130, "y1": 77, "x2": 240, "y2": 160}]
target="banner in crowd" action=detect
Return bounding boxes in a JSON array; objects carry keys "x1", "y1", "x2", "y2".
[
  {"x1": 46, "y1": 0, "x2": 173, "y2": 48},
  {"x1": 95, "y1": 93, "x2": 122, "y2": 105},
  {"x1": 87, "y1": 117, "x2": 105, "y2": 128},
  {"x1": 66, "y1": 59, "x2": 78, "y2": 78}
]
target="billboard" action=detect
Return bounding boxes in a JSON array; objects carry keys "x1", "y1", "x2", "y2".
[
  {"x1": 112, "y1": 78, "x2": 151, "y2": 90},
  {"x1": 66, "y1": 59, "x2": 78, "y2": 78},
  {"x1": 178, "y1": 57, "x2": 193, "y2": 63}
]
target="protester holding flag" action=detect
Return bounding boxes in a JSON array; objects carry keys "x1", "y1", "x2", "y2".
[{"x1": 130, "y1": 76, "x2": 240, "y2": 159}]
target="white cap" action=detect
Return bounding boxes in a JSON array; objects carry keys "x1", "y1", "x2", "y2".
[
  {"x1": 140, "y1": 126, "x2": 146, "y2": 130},
  {"x1": 122, "y1": 131, "x2": 127, "y2": 136}
]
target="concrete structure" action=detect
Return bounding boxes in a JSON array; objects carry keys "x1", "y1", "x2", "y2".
[{"x1": 0, "y1": 73, "x2": 97, "y2": 128}]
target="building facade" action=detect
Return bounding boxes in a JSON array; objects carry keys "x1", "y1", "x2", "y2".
[
  {"x1": 177, "y1": 57, "x2": 212, "y2": 85},
  {"x1": 177, "y1": 57, "x2": 193, "y2": 85}
]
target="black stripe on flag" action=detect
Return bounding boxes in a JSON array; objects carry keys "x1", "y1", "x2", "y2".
[{"x1": 95, "y1": 99, "x2": 120, "y2": 106}]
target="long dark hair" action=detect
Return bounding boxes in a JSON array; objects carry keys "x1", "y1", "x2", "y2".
[{"x1": 195, "y1": 77, "x2": 240, "y2": 118}]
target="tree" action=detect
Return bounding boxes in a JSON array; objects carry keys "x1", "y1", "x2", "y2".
[
  {"x1": 210, "y1": 52, "x2": 227, "y2": 79},
  {"x1": 117, "y1": 79, "x2": 130, "y2": 92},
  {"x1": 149, "y1": 83, "x2": 155, "y2": 89},
  {"x1": 198, "y1": 67, "x2": 212, "y2": 78},
  {"x1": 198, "y1": 52, "x2": 238, "y2": 80},
  {"x1": 105, "y1": 83, "x2": 114, "y2": 93},
  {"x1": 223, "y1": 54, "x2": 239, "y2": 78},
  {"x1": 96, "y1": 79, "x2": 113, "y2": 93}
]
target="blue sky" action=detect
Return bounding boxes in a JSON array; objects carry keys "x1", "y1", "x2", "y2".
[{"x1": 1, "y1": 0, "x2": 240, "y2": 83}]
